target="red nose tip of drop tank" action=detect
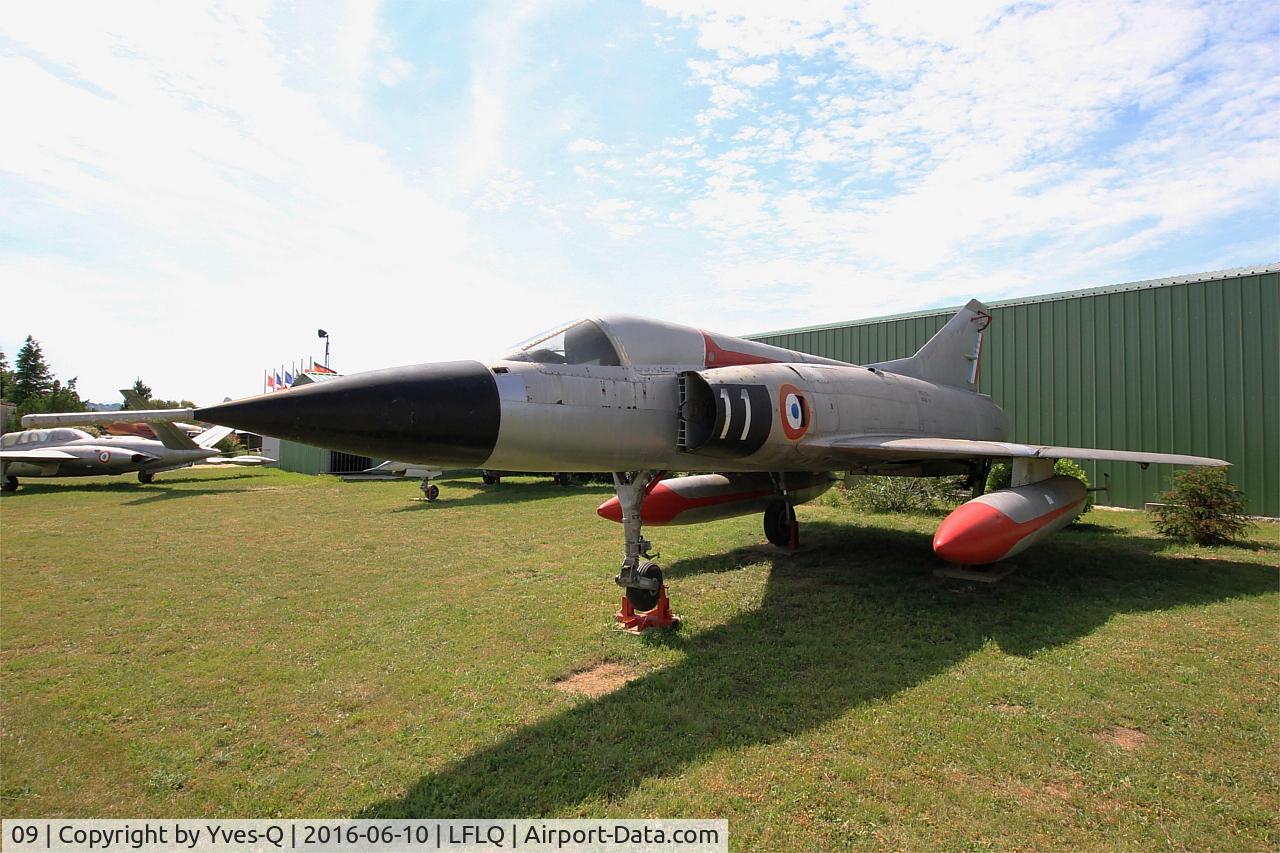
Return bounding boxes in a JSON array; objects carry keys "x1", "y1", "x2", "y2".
[
  {"x1": 597, "y1": 496, "x2": 623, "y2": 523},
  {"x1": 932, "y1": 501, "x2": 1018, "y2": 565},
  {"x1": 934, "y1": 476, "x2": 1087, "y2": 565}
]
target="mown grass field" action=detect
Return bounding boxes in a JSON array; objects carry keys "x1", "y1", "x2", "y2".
[{"x1": 1, "y1": 468, "x2": 1276, "y2": 850}]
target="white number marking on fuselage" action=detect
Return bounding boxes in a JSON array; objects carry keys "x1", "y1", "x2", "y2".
[
  {"x1": 740, "y1": 388, "x2": 752, "y2": 440},
  {"x1": 719, "y1": 388, "x2": 732, "y2": 439}
]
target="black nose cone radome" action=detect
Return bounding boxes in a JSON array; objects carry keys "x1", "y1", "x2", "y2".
[{"x1": 195, "y1": 361, "x2": 500, "y2": 467}]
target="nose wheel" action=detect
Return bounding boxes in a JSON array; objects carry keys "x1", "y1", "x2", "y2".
[
  {"x1": 624, "y1": 561, "x2": 663, "y2": 611},
  {"x1": 617, "y1": 561, "x2": 678, "y2": 633},
  {"x1": 611, "y1": 471, "x2": 680, "y2": 632}
]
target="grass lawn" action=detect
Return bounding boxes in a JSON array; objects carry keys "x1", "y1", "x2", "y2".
[{"x1": 1, "y1": 467, "x2": 1276, "y2": 849}]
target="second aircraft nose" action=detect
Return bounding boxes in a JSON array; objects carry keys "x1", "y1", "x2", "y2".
[{"x1": 194, "y1": 361, "x2": 501, "y2": 467}]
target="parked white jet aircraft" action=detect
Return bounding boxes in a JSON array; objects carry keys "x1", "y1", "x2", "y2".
[
  {"x1": 0, "y1": 421, "x2": 265, "y2": 491},
  {"x1": 190, "y1": 301, "x2": 1226, "y2": 614}
]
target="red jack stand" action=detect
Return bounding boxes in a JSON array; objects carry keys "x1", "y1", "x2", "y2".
[{"x1": 615, "y1": 585, "x2": 681, "y2": 634}]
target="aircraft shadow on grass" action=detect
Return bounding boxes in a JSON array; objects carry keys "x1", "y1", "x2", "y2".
[
  {"x1": 0, "y1": 473, "x2": 259, "y2": 499},
  {"x1": 150, "y1": 473, "x2": 264, "y2": 485},
  {"x1": 123, "y1": 486, "x2": 260, "y2": 506},
  {"x1": 390, "y1": 479, "x2": 614, "y2": 513},
  {"x1": 358, "y1": 520, "x2": 1275, "y2": 818}
]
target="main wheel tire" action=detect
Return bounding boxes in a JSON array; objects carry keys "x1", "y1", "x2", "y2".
[
  {"x1": 424, "y1": 483, "x2": 440, "y2": 501},
  {"x1": 763, "y1": 500, "x2": 796, "y2": 547},
  {"x1": 482, "y1": 474, "x2": 499, "y2": 485},
  {"x1": 2, "y1": 476, "x2": 18, "y2": 493},
  {"x1": 138, "y1": 471, "x2": 154, "y2": 484},
  {"x1": 554, "y1": 473, "x2": 574, "y2": 487},
  {"x1": 625, "y1": 561, "x2": 663, "y2": 612}
]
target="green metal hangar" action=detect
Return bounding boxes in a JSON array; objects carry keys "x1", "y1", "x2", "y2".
[{"x1": 750, "y1": 264, "x2": 1279, "y2": 518}]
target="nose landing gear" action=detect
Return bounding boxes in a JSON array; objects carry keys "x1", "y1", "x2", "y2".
[
  {"x1": 610, "y1": 471, "x2": 680, "y2": 632},
  {"x1": 616, "y1": 573, "x2": 678, "y2": 634}
]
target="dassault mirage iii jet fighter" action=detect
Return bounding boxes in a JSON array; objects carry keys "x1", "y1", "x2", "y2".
[
  {"x1": 190, "y1": 301, "x2": 1227, "y2": 614},
  {"x1": 1, "y1": 420, "x2": 264, "y2": 492}
]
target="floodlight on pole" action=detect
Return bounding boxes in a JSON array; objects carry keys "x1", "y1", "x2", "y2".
[{"x1": 317, "y1": 329, "x2": 330, "y2": 368}]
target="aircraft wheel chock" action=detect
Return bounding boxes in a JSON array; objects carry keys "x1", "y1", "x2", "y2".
[
  {"x1": 763, "y1": 500, "x2": 796, "y2": 547},
  {"x1": 625, "y1": 561, "x2": 663, "y2": 612}
]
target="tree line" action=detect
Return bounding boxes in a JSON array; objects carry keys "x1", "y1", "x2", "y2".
[
  {"x1": 1, "y1": 336, "x2": 86, "y2": 428},
  {"x1": 1, "y1": 336, "x2": 194, "y2": 433}
]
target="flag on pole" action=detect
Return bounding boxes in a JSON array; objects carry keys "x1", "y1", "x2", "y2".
[
  {"x1": 274, "y1": 370, "x2": 284, "y2": 390},
  {"x1": 284, "y1": 369, "x2": 294, "y2": 387},
  {"x1": 311, "y1": 362, "x2": 336, "y2": 375},
  {"x1": 266, "y1": 371, "x2": 276, "y2": 391}
]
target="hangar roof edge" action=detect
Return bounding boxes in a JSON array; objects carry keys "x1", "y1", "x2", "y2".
[{"x1": 747, "y1": 262, "x2": 1280, "y2": 339}]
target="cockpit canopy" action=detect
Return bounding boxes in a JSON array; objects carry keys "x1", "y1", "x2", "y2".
[
  {"x1": 503, "y1": 319, "x2": 622, "y2": 367},
  {"x1": 1, "y1": 428, "x2": 92, "y2": 447},
  {"x1": 498, "y1": 314, "x2": 839, "y2": 371}
]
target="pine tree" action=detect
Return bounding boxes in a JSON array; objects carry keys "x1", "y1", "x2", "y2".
[
  {"x1": 0, "y1": 348, "x2": 12, "y2": 401},
  {"x1": 12, "y1": 336, "x2": 53, "y2": 407},
  {"x1": 0, "y1": 348, "x2": 12, "y2": 432},
  {"x1": 10, "y1": 337, "x2": 86, "y2": 417}
]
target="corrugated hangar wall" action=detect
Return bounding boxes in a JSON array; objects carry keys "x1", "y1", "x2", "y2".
[{"x1": 750, "y1": 265, "x2": 1279, "y2": 517}]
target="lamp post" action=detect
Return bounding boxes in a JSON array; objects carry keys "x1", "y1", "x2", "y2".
[{"x1": 317, "y1": 329, "x2": 330, "y2": 368}]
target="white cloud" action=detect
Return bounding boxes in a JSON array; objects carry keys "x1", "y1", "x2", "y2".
[
  {"x1": 454, "y1": 0, "x2": 558, "y2": 187},
  {"x1": 377, "y1": 57, "x2": 414, "y2": 87},
  {"x1": 0, "y1": 0, "x2": 1275, "y2": 402},
  {"x1": 568, "y1": 137, "x2": 606, "y2": 153},
  {"x1": 588, "y1": 198, "x2": 649, "y2": 238},
  {"x1": 0, "y1": 2, "x2": 582, "y2": 403},
  {"x1": 639, "y1": 0, "x2": 1280, "y2": 325},
  {"x1": 729, "y1": 61, "x2": 778, "y2": 86}
]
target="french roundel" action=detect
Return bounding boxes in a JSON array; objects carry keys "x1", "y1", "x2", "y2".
[
  {"x1": 778, "y1": 384, "x2": 809, "y2": 440},
  {"x1": 98, "y1": 450, "x2": 110, "y2": 463}
]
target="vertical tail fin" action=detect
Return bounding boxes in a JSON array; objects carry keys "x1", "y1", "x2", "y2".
[
  {"x1": 870, "y1": 299, "x2": 991, "y2": 388},
  {"x1": 119, "y1": 388, "x2": 201, "y2": 449}
]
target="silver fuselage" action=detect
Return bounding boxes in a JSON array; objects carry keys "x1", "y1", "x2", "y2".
[
  {"x1": 195, "y1": 314, "x2": 1008, "y2": 476},
  {"x1": 483, "y1": 359, "x2": 1008, "y2": 473}
]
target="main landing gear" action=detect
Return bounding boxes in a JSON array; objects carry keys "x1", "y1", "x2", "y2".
[
  {"x1": 2, "y1": 475, "x2": 18, "y2": 493},
  {"x1": 138, "y1": 471, "x2": 154, "y2": 484},
  {"x1": 420, "y1": 477, "x2": 440, "y2": 501},
  {"x1": 763, "y1": 472, "x2": 803, "y2": 549},
  {"x1": 610, "y1": 470, "x2": 679, "y2": 632},
  {"x1": 763, "y1": 500, "x2": 799, "y2": 548}
]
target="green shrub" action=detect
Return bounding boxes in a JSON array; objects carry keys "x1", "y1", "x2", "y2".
[
  {"x1": 985, "y1": 459, "x2": 1092, "y2": 516},
  {"x1": 1150, "y1": 467, "x2": 1251, "y2": 545},
  {"x1": 832, "y1": 475, "x2": 967, "y2": 514}
]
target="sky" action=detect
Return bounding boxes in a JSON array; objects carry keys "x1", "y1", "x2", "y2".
[{"x1": 2, "y1": 0, "x2": 1277, "y2": 406}]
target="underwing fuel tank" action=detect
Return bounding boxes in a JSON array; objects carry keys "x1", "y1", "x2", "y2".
[
  {"x1": 597, "y1": 472, "x2": 834, "y2": 526},
  {"x1": 932, "y1": 475, "x2": 1087, "y2": 564}
]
